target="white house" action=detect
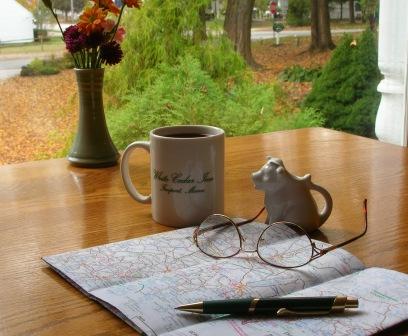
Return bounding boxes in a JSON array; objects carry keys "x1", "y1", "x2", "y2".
[{"x1": 0, "y1": 0, "x2": 34, "y2": 44}]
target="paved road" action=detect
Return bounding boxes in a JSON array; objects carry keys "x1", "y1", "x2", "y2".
[
  {"x1": 251, "y1": 28, "x2": 363, "y2": 40},
  {"x1": 0, "y1": 57, "x2": 33, "y2": 80}
]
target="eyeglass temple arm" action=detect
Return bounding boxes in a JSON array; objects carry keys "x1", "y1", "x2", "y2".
[
  {"x1": 317, "y1": 199, "x2": 368, "y2": 255},
  {"x1": 194, "y1": 207, "x2": 266, "y2": 239}
]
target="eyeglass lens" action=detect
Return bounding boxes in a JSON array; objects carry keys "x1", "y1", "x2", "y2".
[
  {"x1": 258, "y1": 222, "x2": 313, "y2": 268},
  {"x1": 196, "y1": 215, "x2": 241, "y2": 258}
]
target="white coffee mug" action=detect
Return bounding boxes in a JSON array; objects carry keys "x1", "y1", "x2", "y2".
[{"x1": 121, "y1": 125, "x2": 225, "y2": 227}]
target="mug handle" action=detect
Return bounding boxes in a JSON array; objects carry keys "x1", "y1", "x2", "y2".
[{"x1": 120, "y1": 141, "x2": 152, "y2": 204}]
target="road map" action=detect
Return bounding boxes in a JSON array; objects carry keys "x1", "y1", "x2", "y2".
[
  {"x1": 43, "y1": 223, "x2": 408, "y2": 336},
  {"x1": 162, "y1": 268, "x2": 408, "y2": 336}
]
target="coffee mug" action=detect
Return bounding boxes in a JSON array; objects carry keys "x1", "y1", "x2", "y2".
[{"x1": 121, "y1": 125, "x2": 225, "y2": 227}]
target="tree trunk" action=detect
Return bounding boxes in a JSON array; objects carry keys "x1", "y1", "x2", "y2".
[
  {"x1": 309, "y1": 0, "x2": 335, "y2": 51},
  {"x1": 224, "y1": 0, "x2": 257, "y2": 67},
  {"x1": 340, "y1": 1, "x2": 343, "y2": 20},
  {"x1": 349, "y1": 0, "x2": 355, "y2": 23},
  {"x1": 193, "y1": 6, "x2": 207, "y2": 43}
]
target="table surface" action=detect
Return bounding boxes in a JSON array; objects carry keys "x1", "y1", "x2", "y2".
[{"x1": 1, "y1": 127, "x2": 408, "y2": 335}]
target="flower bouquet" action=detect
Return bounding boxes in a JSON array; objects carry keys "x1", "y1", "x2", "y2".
[{"x1": 42, "y1": 0, "x2": 141, "y2": 167}]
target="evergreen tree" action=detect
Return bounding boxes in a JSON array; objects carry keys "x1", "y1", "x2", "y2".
[
  {"x1": 286, "y1": 0, "x2": 310, "y2": 26},
  {"x1": 303, "y1": 29, "x2": 381, "y2": 137}
]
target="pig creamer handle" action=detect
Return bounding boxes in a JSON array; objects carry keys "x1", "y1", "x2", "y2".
[{"x1": 309, "y1": 181, "x2": 333, "y2": 224}]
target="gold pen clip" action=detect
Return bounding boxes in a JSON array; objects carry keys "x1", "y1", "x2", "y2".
[{"x1": 276, "y1": 308, "x2": 331, "y2": 317}]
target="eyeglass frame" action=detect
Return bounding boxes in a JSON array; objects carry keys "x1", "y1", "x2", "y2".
[{"x1": 193, "y1": 199, "x2": 368, "y2": 269}]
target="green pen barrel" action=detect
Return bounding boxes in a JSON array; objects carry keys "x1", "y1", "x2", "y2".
[{"x1": 203, "y1": 298, "x2": 253, "y2": 314}]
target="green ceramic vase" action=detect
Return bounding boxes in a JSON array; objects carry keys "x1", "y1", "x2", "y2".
[{"x1": 68, "y1": 68, "x2": 119, "y2": 168}]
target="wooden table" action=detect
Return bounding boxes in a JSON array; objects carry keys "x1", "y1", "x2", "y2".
[{"x1": 1, "y1": 127, "x2": 408, "y2": 335}]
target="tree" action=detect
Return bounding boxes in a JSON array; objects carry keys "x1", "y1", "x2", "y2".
[
  {"x1": 349, "y1": 0, "x2": 355, "y2": 23},
  {"x1": 52, "y1": 0, "x2": 86, "y2": 20},
  {"x1": 193, "y1": 5, "x2": 207, "y2": 43},
  {"x1": 224, "y1": 0, "x2": 257, "y2": 67},
  {"x1": 287, "y1": 0, "x2": 310, "y2": 26},
  {"x1": 304, "y1": 30, "x2": 381, "y2": 137},
  {"x1": 360, "y1": 0, "x2": 378, "y2": 30},
  {"x1": 33, "y1": 2, "x2": 52, "y2": 30},
  {"x1": 310, "y1": 0, "x2": 335, "y2": 51},
  {"x1": 16, "y1": 0, "x2": 36, "y2": 11},
  {"x1": 254, "y1": 0, "x2": 269, "y2": 14}
]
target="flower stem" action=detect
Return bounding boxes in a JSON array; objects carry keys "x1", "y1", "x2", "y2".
[
  {"x1": 91, "y1": 47, "x2": 98, "y2": 69},
  {"x1": 72, "y1": 53, "x2": 80, "y2": 68},
  {"x1": 110, "y1": 5, "x2": 126, "y2": 42}
]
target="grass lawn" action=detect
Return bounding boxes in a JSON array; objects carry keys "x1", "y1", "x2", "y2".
[{"x1": 0, "y1": 37, "x2": 65, "y2": 56}]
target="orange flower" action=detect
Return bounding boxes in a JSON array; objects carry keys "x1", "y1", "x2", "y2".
[
  {"x1": 78, "y1": 6, "x2": 108, "y2": 35},
  {"x1": 94, "y1": 0, "x2": 120, "y2": 15},
  {"x1": 123, "y1": 0, "x2": 141, "y2": 8}
]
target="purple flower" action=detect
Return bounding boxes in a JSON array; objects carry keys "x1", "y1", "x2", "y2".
[
  {"x1": 100, "y1": 41, "x2": 123, "y2": 65},
  {"x1": 85, "y1": 31, "x2": 106, "y2": 49},
  {"x1": 63, "y1": 25, "x2": 86, "y2": 53}
]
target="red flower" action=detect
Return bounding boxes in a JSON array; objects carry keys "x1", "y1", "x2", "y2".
[{"x1": 123, "y1": 0, "x2": 141, "y2": 8}]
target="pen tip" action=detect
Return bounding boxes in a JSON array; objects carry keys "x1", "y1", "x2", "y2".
[
  {"x1": 174, "y1": 302, "x2": 203, "y2": 313},
  {"x1": 346, "y1": 297, "x2": 359, "y2": 308}
]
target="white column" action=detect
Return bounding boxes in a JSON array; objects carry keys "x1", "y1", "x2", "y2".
[{"x1": 375, "y1": 0, "x2": 408, "y2": 146}]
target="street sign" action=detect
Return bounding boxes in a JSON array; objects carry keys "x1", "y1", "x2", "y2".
[{"x1": 270, "y1": 1, "x2": 277, "y2": 15}]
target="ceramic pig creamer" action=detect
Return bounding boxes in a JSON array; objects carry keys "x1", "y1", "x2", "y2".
[{"x1": 252, "y1": 157, "x2": 333, "y2": 233}]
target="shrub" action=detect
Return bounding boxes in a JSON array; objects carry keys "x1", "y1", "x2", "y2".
[
  {"x1": 107, "y1": 56, "x2": 324, "y2": 149},
  {"x1": 270, "y1": 107, "x2": 325, "y2": 131},
  {"x1": 20, "y1": 54, "x2": 74, "y2": 77},
  {"x1": 107, "y1": 56, "x2": 269, "y2": 147},
  {"x1": 303, "y1": 29, "x2": 381, "y2": 137},
  {"x1": 286, "y1": 0, "x2": 310, "y2": 26},
  {"x1": 21, "y1": 58, "x2": 59, "y2": 76},
  {"x1": 279, "y1": 65, "x2": 321, "y2": 82}
]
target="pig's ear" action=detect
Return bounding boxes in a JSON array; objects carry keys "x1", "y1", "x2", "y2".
[{"x1": 276, "y1": 166, "x2": 286, "y2": 174}]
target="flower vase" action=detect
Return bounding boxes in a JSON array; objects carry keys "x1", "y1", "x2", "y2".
[{"x1": 68, "y1": 68, "x2": 119, "y2": 168}]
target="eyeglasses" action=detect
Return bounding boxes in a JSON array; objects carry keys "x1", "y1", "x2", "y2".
[{"x1": 194, "y1": 199, "x2": 367, "y2": 269}]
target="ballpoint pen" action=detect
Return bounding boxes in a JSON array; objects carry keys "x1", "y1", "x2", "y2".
[{"x1": 175, "y1": 296, "x2": 359, "y2": 316}]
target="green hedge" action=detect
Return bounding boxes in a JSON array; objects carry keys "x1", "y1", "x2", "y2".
[{"x1": 303, "y1": 29, "x2": 381, "y2": 137}]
